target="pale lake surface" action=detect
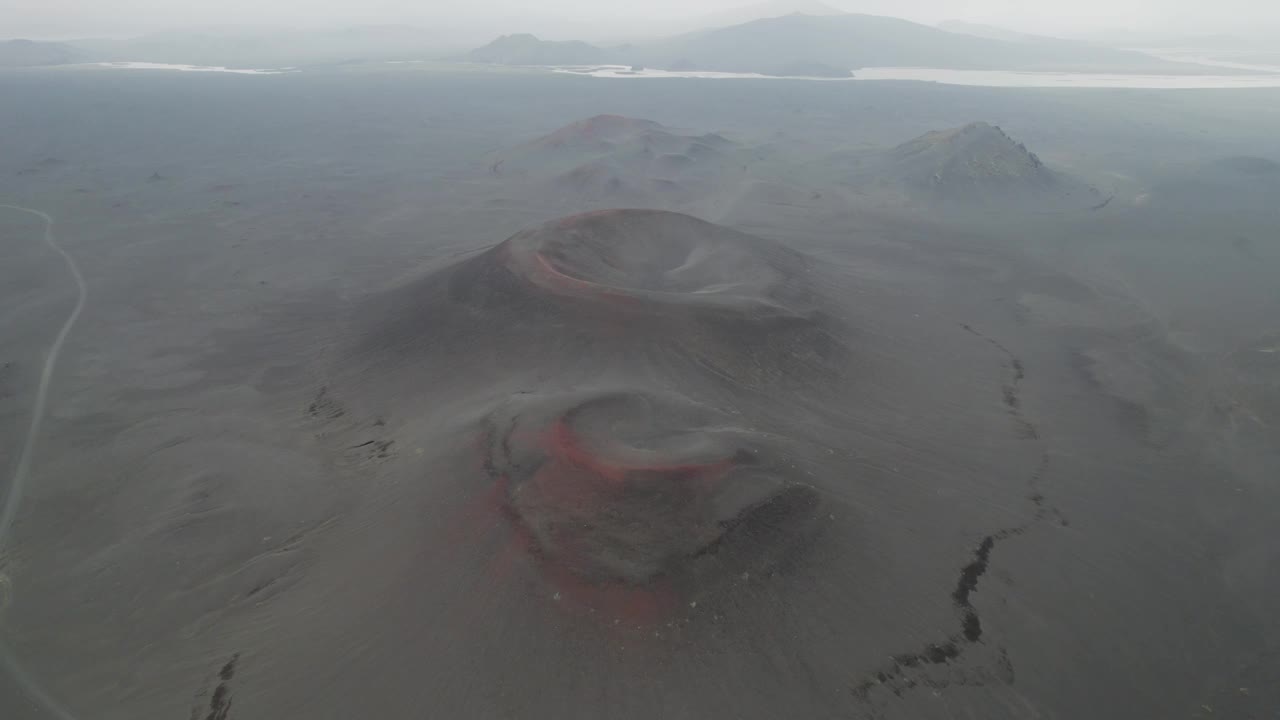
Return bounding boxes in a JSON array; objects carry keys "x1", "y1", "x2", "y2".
[
  {"x1": 87, "y1": 62, "x2": 296, "y2": 75},
  {"x1": 552, "y1": 64, "x2": 1280, "y2": 89}
]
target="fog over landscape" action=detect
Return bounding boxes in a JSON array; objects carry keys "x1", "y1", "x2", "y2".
[
  {"x1": 2, "y1": 1, "x2": 1279, "y2": 720},
  {"x1": 6, "y1": 0, "x2": 1280, "y2": 46}
]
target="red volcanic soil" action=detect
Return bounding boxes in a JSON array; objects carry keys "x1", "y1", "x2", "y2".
[
  {"x1": 543, "y1": 417, "x2": 735, "y2": 490},
  {"x1": 472, "y1": 390, "x2": 822, "y2": 624},
  {"x1": 514, "y1": 416, "x2": 738, "y2": 574}
]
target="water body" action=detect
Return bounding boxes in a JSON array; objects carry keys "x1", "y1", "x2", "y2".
[
  {"x1": 88, "y1": 62, "x2": 296, "y2": 75},
  {"x1": 552, "y1": 65, "x2": 854, "y2": 81},
  {"x1": 1133, "y1": 48, "x2": 1280, "y2": 74},
  {"x1": 852, "y1": 67, "x2": 1280, "y2": 89},
  {"x1": 552, "y1": 64, "x2": 1280, "y2": 89}
]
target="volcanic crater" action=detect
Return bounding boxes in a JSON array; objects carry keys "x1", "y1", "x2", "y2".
[{"x1": 483, "y1": 390, "x2": 823, "y2": 591}]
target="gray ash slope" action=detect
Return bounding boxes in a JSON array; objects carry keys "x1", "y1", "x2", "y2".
[
  {"x1": 3, "y1": 66, "x2": 1280, "y2": 720},
  {"x1": 242, "y1": 208, "x2": 1056, "y2": 719},
  {"x1": 1142, "y1": 154, "x2": 1280, "y2": 215}
]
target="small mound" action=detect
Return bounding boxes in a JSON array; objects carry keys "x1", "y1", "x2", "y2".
[
  {"x1": 889, "y1": 122, "x2": 1050, "y2": 183},
  {"x1": 685, "y1": 140, "x2": 724, "y2": 159},
  {"x1": 553, "y1": 160, "x2": 628, "y2": 195},
  {"x1": 876, "y1": 121, "x2": 1100, "y2": 209},
  {"x1": 490, "y1": 117, "x2": 743, "y2": 212},
  {"x1": 484, "y1": 390, "x2": 822, "y2": 588},
  {"x1": 698, "y1": 132, "x2": 733, "y2": 147},
  {"x1": 657, "y1": 152, "x2": 694, "y2": 170},
  {"x1": 648, "y1": 178, "x2": 684, "y2": 193},
  {"x1": 491, "y1": 209, "x2": 813, "y2": 317},
  {"x1": 536, "y1": 114, "x2": 664, "y2": 150}
]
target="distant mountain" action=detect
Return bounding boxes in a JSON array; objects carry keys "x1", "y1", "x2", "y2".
[
  {"x1": 864, "y1": 122, "x2": 1101, "y2": 210},
  {"x1": 466, "y1": 34, "x2": 608, "y2": 66},
  {"x1": 692, "y1": 0, "x2": 845, "y2": 31},
  {"x1": 938, "y1": 21, "x2": 1187, "y2": 66},
  {"x1": 630, "y1": 14, "x2": 1200, "y2": 74},
  {"x1": 0, "y1": 39, "x2": 89, "y2": 67},
  {"x1": 464, "y1": 12, "x2": 1213, "y2": 76},
  {"x1": 937, "y1": 20, "x2": 1043, "y2": 43}
]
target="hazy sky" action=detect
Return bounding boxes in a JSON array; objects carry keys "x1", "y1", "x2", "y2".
[{"x1": 4, "y1": 0, "x2": 1279, "y2": 40}]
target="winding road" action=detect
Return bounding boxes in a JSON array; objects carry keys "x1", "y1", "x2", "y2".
[
  {"x1": 0, "y1": 204, "x2": 85, "y2": 720},
  {"x1": 0, "y1": 205, "x2": 87, "y2": 549}
]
